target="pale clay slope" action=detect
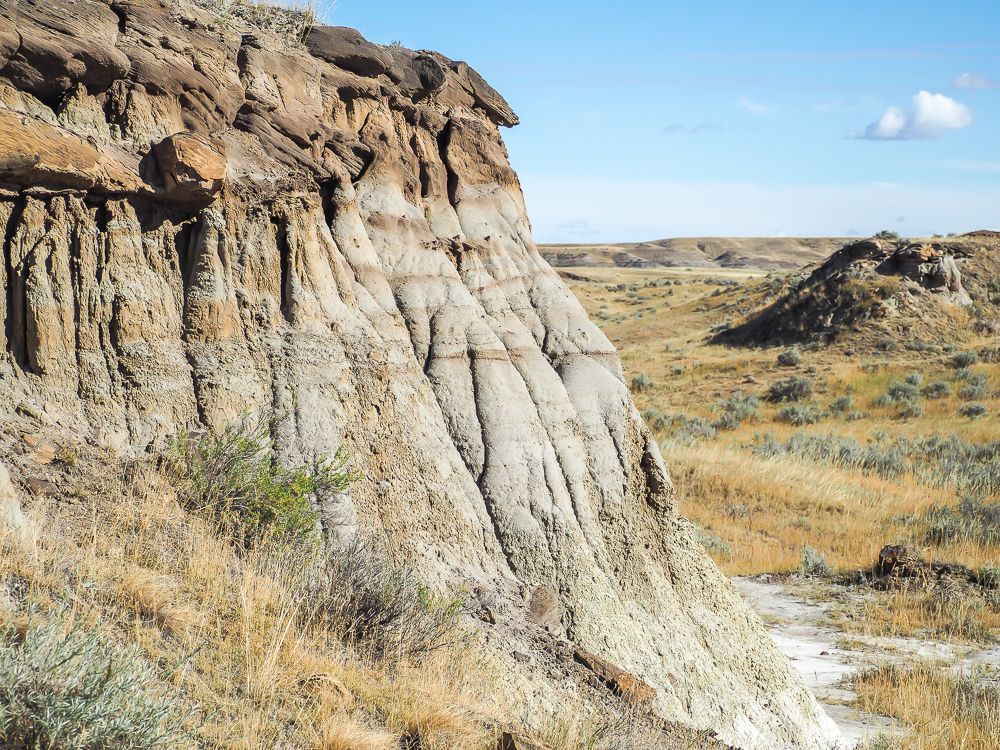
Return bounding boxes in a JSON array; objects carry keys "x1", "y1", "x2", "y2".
[{"x1": 0, "y1": 1, "x2": 837, "y2": 747}]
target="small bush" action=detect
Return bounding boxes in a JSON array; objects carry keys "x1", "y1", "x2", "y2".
[
  {"x1": 979, "y1": 565, "x2": 1000, "y2": 589},
  {"x1": 921, "y1": 381, "x2": 950, "y2": 399},
  {"x1": 766, "y1": 376, "x2": 813, "y2": 403},
  {"x1": 925, "y1": 496, "x2": 1000, "y2": 546},
  {"x1": 713, "y1": 392, "x2": 760, "y2": 430},
  {"x1": 827, "y1": 395, "x2": 853, "y2": 415},
  {"x1": 952, "y1": 350, "x2": 979, "y2": 368},
  {"x1": 776, "y1": 348, "x2": 802, "y2": 367},
  {"x1": 801, "y1": 546, "x2": 832, "y2": 577},
  {"x1": 960, "y1": 404, "x2": 987, "y2": 419},
  {"x1": 875, "y1": 230, "x2": 900, "y2": 241},
  {"x1": 165, "y1": 415, "x2": 356, "y2": 549},
  {"x1": 665, "y1": 415, "x2": 716, "y2": 443},
  {"x1": 777, "y1": 405, "x2": 821, "y2": 426},
  {"x1": 886, "y1": 380, "x2": 920, "y2": 402},
  {"x1": 694, "y1": 527, "x2": 731, "y2": 558},
  {"x1": 896, "y1": 400, "x2": 924, "y2": 419},
  {"x1": 0, "y1": 614, "x2": 196, "y2": 750},
  {"x1": 631, "y1": 373, "x2": 654, "y2": 392},
  {"x1": 875, "y1": 336, "x2": 898, "y2": 352},
  {"x1": 298, "y1": 539, "x2": 464, "y2": 658},
  {"x1": 904, "y1": 372, "x2": 924, "y2": 386},
  {"x1": 958, "y1": 375, "x2": 988, "y2": 400}
]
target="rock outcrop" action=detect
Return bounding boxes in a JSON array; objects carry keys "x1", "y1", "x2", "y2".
[
  {"x1": 0, "y1": 1, "x2": 838, "y2": 747},
  {"x1": 717, "y1": 235, "x2": 1000, "y2": 347}
]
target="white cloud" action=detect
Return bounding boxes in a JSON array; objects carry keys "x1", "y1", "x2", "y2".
[
  {"x1": 954, "y1": 72, "x2": 998, "y2": 90},
  {"x1": 738, "y1": 96, "x2": 774, "y2": 116},
  {"x1": 855, "y1": 91, "x2": 972, "y2": 140}
]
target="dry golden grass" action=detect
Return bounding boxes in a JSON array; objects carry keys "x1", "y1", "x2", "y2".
[
  {"x1": 0, "y1": 463, "x2": 503, "y2": 750},
  {"x1": 561, "y1": 265, "x2": 1000, "y2": 649},
  {"x1": 1, "y1": 455, "x2": 685, "y2": 750},
  {"x1": 854, "y1": 663, "x2": 1000, "y2": 750},
  {"x1": 843, "y1": 584, "x2": 1000, "y2": 643}
]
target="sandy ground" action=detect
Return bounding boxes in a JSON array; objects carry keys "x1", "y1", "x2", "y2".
[{"x1": 734, "y1": 576, "x2": 1000, "y2": 747}]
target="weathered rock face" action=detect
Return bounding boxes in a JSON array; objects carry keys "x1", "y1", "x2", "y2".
[
  {"x1": 0, "y1": 1, "x2": 838, "y2": 747},
  {"x1": 718, "y1": 236, "x2": 996, "y2": 348}
]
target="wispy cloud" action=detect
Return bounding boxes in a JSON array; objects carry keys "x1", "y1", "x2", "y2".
[
  {"x1": 555, "y1": 219, "x2": 600, "y2": 237},
  {"x1": 954, "y1": 72, "x2": 998, "y2": 90},
  {"x1": 738, "y1": 96, "x2": 774, "y2": 116},
  {"x1": 853, "y1": 91, "x2": 972, "y2": 140},
  {"x1": 663, "y1": 122, "x2": 722, "y2": 135}
]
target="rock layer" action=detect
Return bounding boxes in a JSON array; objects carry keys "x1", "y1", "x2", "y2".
[{"x1": 0, "y1": 2, "x2": 838, "y2": 747}]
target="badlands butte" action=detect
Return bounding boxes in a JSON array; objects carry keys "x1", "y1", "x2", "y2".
[{"x1": 0, "y1": 0, "x2": 843, "y2": 748}]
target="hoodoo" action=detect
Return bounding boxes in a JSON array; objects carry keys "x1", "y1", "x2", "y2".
[{"x1": 0, "y1": 1, "x2": 838, "y2": 747}]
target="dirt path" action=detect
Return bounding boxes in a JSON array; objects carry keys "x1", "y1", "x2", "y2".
[
  {"x1": 734, "y1": 577, "x2": 901, "y2": 748},
  {"x1": 736, "y1": 575, "x2": 1000, "y2": 749}
]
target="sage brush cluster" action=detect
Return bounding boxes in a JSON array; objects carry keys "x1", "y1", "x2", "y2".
[
  {"x1": 294, "y1": 539, "x2": 465, "y2": 658},
  {"x1": 0, "y1": 615, "x2": 196, "y2": 750},
  {"x1": 165, "y1": 415, "x2": 356, "y2": 549},
  {"x1": 754, "y1": 432, "x2": 1000, "y2": 497}
]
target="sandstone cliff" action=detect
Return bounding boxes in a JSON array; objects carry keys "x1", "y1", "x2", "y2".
[{"x1": 0, "y1": 1, "x2": 838, "y2": 747}]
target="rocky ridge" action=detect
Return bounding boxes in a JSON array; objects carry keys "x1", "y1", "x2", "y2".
[
  {"x1": 0, "y1": 1, "x2": 838, "y2": 747},
  {"x1": 717, "y1": 235, "x2": 1000, "y2": 347}
]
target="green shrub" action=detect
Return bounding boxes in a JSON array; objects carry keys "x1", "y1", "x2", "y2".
[
  {"x1": 979, "y1": 565, "x2": 1000, "y2": 590},
  {"x1": 886, "y1": 380, "x2": 920, "y2": 402},
  {"x1": 958, "y1": 375, "x2": 988, "y2": 400},
  {"x1": 0, "y1": 614, "x2": 196, "y2": 750},
  {"x1": 631, "y1": 373, "x2": 654, "y2": 392},
  {"x1": 952, "y1": 350, "x2": 979, "y2": 368},
  {"x1": 766, "y1": 376, "x2": 812, "y2": 403},
  {"x1": 960, "y1": 403, "x2": 987, "y2": 419},
  {"x1": 755, "y1": 432, "x2": 1000, "y2": 497},
  {"x1": 875, "y1": 230, "x2": 900, "y2": 241},
  {"x1": 662, "y1": 415, "x2": 716, "y2": 443},
  {"x1": 297, "y1": 539, "x2": 464, "y2": 658},
  {"x1": 827, "y1": 395, "x2": 853, "y2": 415},
  {"x1": 904, "y1": 372, "x2": 924, "y2": 386},
  {"x1": 694, "y1": 527, "x2": 731, "y2": 559},
  {"x1": 776, "y1": 348, "x2": 802, "y2": 367},
  {"x1": 896, "y1": 400, "x2": 924, "y2": 419},
  {"x1": 801, "y1": 546, "x2": 832, "y2": 577},
  {"x1": 921, "y1": 381, "x2": 950, "y2": 399},
  {"x1": 713, "y1": 392, "x2": 760, "y2": 430},
  {"x1": 777, "y1": 405, "x2": 821, "y2": 426},
  {"x1": 166, "y1": 415, "x2": 356, "y2": 549},
  {"x1": 925, "y1": 496, "x2": 1000, "y2": 546}
]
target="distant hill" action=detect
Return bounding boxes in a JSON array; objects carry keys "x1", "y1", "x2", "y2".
[
  {"x1": 540, "y1": 237, "x2": 850, "y2": 270},
  {"x1": 714, "y1": 233, "x2": 1000, "y2": 348}
]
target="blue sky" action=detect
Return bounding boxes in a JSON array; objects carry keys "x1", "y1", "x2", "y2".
[{"x1": 329, "y1": 1, "x2": 1000, "y2": 241}]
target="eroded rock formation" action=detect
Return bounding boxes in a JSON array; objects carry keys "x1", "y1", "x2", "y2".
[{"x1": 0, "y1": 1, "x2": 838, "y2": 747}]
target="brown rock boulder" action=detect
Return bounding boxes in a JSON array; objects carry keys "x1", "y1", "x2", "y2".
[
  {"x1": 152, "y1": 132, "x2": 226, "y2": 204},
  {"x1": 0, "y1": 0, "x2": 130, "y2": 101},
  {"x1": 0, "y1": 109, "x2": 139, "y2": 191},
  {"x1": 498, "y1": 732, "x2": 551, "y2": 750},
  {"x1": 527, "y1": 585, "x2": 562, "y2": 632},
  {"x1": 876, "y1": 544, "x2": 925, "y2": 578},
  {"x1": 574, "y1": 648, "x2": 657, "y2": 705},
  {"x1": 305, "y1": 25, "x2": 393, "y2": 77}
]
